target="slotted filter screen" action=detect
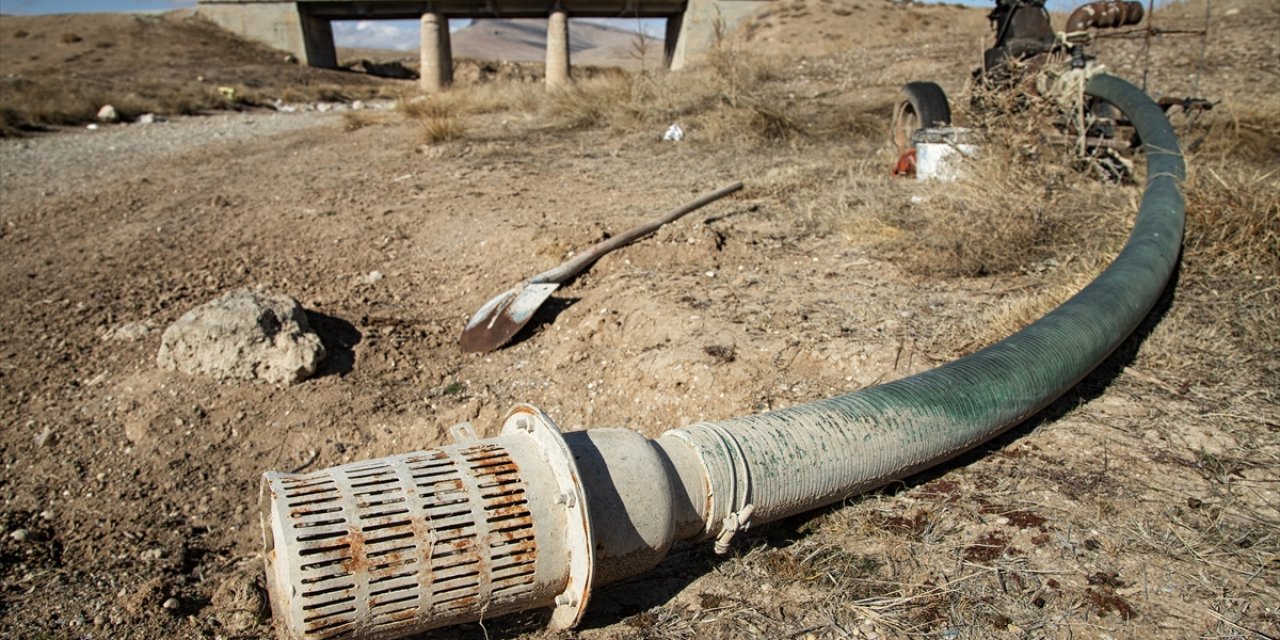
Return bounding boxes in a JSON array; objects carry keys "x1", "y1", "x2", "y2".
[{"x1": 262, "y1": 443, "x2": 547, "y2": 640}]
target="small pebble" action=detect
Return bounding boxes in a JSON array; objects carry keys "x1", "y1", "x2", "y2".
[
  {"x1": 10, "y1": 529, "x2": 29, "y2": 542},
  {"x1": 34, "y1": 426, "x2": 56, "y2": 447},
  {"x1": 163, "y1": 597, "x2": 181, "y2": 611}
]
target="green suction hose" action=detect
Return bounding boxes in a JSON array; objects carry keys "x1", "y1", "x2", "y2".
[{"x1": 665, "y1": 73, "x2": 1187, "y2": 534}]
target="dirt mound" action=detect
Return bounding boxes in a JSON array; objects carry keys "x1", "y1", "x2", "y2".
[{"x1": 0, "y1": 11, "x2": 393, "y2": 134}]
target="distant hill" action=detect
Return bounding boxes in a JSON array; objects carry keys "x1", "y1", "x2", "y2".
[{"x1": 451, "y1": 18, "x2": 661, "y2": 68}]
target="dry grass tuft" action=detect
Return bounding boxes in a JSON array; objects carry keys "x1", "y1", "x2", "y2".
[
  {"x1": 1173, "y1": 158, "x2": 1280, "y2": 362},
  {"x1": 416, "y1": 113, "x2": 467, "y2": 144},
  {"x1": 858, "y1": 77, "x2": 1137, "y2": 279},
  {"x1": 398, "y1": 95, "x2": 470, "y2": 143},
  {"x1": 1183, "y1": 165, "x2": 1279, "y2": 276},
  {"x1": 537, "y1": 48, "x2": 795, "y2": 143},
  {"x1": 542, "y1": 73, "x2": 634, "y2": 129},
  {"x1": 416, "y1": 81, "x2": 543, "y2": 118},
  {"x1": 396, "y1": 49, "x2": 807, "y2": 148},
  {"x1": 340, "y1": 110, "x2": 395, "y2": 132}
]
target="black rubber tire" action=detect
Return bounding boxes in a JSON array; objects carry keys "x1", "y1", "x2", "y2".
[{"x1": 893, "y1": 81, "x2": 952, "y2": 153}]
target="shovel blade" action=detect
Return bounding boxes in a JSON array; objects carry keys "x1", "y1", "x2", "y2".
[{"x1": 460, "y1": 283, "x2": 560, "y2": 353}]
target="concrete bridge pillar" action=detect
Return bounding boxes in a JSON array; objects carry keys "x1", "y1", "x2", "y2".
[
  {"x1": 420, "y1": 11, "x2": 453, "y2": 92},
  {"x1": 545, "y1": 7, "x2": 571, "y2": 89},
  {"x1": 663, "y1": 13, "x2": 683, "y2": 69},
  {"x1": 200, "y1": 2, "x2": 336, "y2": 69},
  {"x1": 669, "y1": 0, "x2": 772, "y2": 70},
  {"x1": 300, "y1": 11, "x2": 338, "y2": 69},
  {"x1": 439, "y1": 17, "x2": 454, "y2": 86}
]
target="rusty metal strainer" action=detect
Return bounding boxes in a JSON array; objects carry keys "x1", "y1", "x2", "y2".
[{"x1": 261, "y1": 405, "x2": 593, "y2": 640}]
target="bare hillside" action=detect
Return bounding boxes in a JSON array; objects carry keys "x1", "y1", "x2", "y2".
[
  {"x1": 452, "y1": 18, "x2": 637, "y2": 59},
  {"x1": 0, "y1": 10, "x2": 392, "y2": 134}
]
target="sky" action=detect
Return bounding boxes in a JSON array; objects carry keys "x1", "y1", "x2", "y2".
[{"x1": 0, "y1": 1, "x2": 1157, "y2": 51}]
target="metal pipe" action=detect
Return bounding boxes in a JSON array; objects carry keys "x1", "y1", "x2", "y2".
[
  {"x1": 1066, "y1": 1, "x2": 1145, "y2": 34},
  {"x1": 259, "y1": 73, "x2": 1184, "y2": 640}
]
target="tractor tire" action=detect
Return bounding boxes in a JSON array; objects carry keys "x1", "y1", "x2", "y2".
[{"x1": 892, "y1": 81, "x2": 952, "y2": 154}]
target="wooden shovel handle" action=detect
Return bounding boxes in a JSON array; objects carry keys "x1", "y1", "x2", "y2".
[{"x1": 530, "y1": 181, "x2": 744, "y2": 285}]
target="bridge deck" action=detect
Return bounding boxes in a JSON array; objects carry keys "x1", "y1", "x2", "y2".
[
  {"x1": 203, "y1": 0, "x2": 688, "y2": 20},
  {"x1": 197, "y1": 0, "x2": 766, "y2": 76}
]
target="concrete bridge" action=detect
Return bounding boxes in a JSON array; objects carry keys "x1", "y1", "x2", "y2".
[{"x1": 197, "y1": 0, "x2": 769, "y2": 91}]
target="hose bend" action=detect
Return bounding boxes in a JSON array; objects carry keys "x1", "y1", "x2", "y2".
[{"x1": 664, "y1": 73, "x2": 1185, "y2": 536}]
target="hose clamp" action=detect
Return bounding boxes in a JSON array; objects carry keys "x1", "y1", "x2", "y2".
[{"x1": 713, "y1": 504, "x2": 756, "y2": 555}]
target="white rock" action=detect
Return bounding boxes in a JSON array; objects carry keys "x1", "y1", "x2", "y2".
[
  {"x1": 352, "y1": 100, "x2": 365, "y2": 110},
  {"x1": 102, "y1": 321, "x2": 153, "y2": 341},
  {"x1": 96, "y1": 105, "x2": 119, "y2": 122},
  {"x1": 156, "y1": 288, "x2": 326, "y2": 385}
]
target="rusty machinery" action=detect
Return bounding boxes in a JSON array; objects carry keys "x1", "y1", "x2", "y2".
[{"x1": 892, "y1": 0, "x2": 1210, "y2": 181}]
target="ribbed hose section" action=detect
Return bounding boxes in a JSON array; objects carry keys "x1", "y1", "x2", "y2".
[{"x1": 665, "y1": 74, "x2": 1185, "y2": 536}]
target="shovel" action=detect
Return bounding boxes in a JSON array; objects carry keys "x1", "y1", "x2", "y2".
[{"x1": 460, "y1": 181, "x2": 744, "y2": 353}]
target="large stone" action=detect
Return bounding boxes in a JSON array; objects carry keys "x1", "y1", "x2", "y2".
[{"x1": 157, "y1": 289, "x2": 326, "y2": 384}]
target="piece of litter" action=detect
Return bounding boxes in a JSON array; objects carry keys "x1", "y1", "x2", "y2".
[{"x1": 662, "y1": 124, "x2": 684, "y2": 142}]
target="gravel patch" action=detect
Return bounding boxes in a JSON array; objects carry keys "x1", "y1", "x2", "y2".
[{"x1": 0, "y1": 109, "x2": 341, "y2": 202}]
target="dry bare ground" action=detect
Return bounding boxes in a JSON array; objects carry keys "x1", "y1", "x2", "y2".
[{"x1": 0, "y1": 1, "x2": 1276, "y2": 639}]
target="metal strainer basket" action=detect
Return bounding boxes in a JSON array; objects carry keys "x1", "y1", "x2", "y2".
[{"x1": 261, "y1": 406, "x2": 593, "y2": 640}]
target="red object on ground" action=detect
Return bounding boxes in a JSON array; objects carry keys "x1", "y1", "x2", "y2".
[{"x1": 893, "y1": 148, "x2": 917, "y2": 177}]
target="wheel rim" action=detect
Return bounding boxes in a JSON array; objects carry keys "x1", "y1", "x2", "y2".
[{"x1": 892, "y1": 100, "x2": 920, "y2": 155}]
